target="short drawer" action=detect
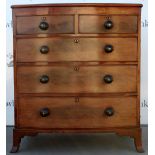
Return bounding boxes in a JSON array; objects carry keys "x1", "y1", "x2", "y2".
[
  {"x1": 79, "y1": 15, "x2": 137, "y2": 34},
  {"x1": 18, "y1": 96, "x2": 137, "y2": 128},
  {"x1": 17, "y1": 65, "x2": 137, "y2": 93},
  {"x1": 17, "y1": 38, "x2": 137, "y2": 62},
  {"x1": 16, "y1": 15, "x2": 74, "y2": 34}
]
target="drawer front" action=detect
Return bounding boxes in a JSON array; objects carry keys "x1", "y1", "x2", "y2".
[
  {"x1": 16, "y1": 15, "x2": 74, "y2": 34},
  {"x1": 79, "y1": 15, "x2": 137, "y2": 34},
  {"x1": 17, "y1": 38, "x2": 137, "y2": 62},
  {"x1": 18, "y1": 97, "x2": 137, "y2": 128},
  {"x1": 17, "y1": 66, "x2": 137, "y2": 93}
]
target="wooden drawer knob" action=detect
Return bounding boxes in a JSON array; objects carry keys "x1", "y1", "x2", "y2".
[
  {"x1": 103, "y1": 75, "x2": 113, "y2": 83},
  {"x1": 39, "y1": 21, "x2": 49, "y2": 30},
  {"x1": 40, "y1": 75, "x2": 49, "y2": 84},
  {"x1": 104, "y1": 45, "x2": 113, "y2": 53},
  {"x1": 104, "y1": 107, "x2": 114, "y2": 116},
  {"x1": 104, "y1": 20, "x2": 113, "y2": 29},
  {"x1": 40, "y1": 108, "x2": 50, "y2": 117},
  {"x1": 40, "y1": 46, "x2": 49, "y2": 54}
]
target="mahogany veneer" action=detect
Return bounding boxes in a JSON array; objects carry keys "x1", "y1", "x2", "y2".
[
  {"x1": 11, "y1": 3, "x2": 144, "y2": 153},
  {"x1": 17, "y1": 38, "x2": 137, "y2": 62}
]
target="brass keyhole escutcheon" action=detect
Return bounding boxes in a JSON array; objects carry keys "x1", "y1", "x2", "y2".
[
  {"x1": 74, "y1": 66, "x2": 80, "y2": 72},
  {"x1": 74, "y1": 39, "x2": 79, "y2": 43},
  {"x1": 75, "y1": 97, "x2": 80, "y2": 103},
  {"x1": 41, "y1": 16, "x2": 47, "y2": 21},
  {"x1": 105, "y1": 16, "x2": 112, "y2": 20}
]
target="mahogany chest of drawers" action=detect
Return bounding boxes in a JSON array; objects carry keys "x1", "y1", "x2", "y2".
[{"x1": 11, "y1": 3, "x2": 143, "y2": 153}]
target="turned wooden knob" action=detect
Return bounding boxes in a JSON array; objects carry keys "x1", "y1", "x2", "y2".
[
  {"x1": 104, "y1": 45, "x2": 113, "y2": 53},
  {"x1": 39, "y1": 21, "x2": 49, "y2": 30},
  {"x1": 40, "y1": 46, "x2": 49, "y2": 54},
  {"x1": 40, "y1": 108, "x2": 50, "y2": 117},
  {"x1": 104, "y1": 107, "x2": 114, "y2": 116},
  {"x1": 103, "y1": 75, "x2": 113, "y2": 83},
  {"x1": 40, "y1": 75, "x2": 49, "y2": 84},
  {"x1": 104, "y1": 20, "x2": 113, "y2": 29}
]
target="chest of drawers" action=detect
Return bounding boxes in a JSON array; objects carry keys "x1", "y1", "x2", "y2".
[{"x1": 11, "y1": 3, "x2": 144, "y2": 153}]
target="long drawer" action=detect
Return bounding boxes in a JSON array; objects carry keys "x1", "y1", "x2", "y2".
[
  {"x1": 16, "y1": 38, "x2": 137, "y2": 62},
  {"x1": 16, "y1": 15, "x2": 74, "y2": 34},
  {"x1": 17, "y1": 65, "x2": 137, "y2": 93},
  {"x1": 18, "y1": 96, "x2": 137, "y2": 128},
  {"x1": 79, "y1": 15, "x2": 138, "y2": 34}
]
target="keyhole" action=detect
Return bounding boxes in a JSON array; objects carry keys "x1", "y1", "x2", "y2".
[
  {"x1": 41, "y1": 17, "x2": 46, "y2": 21},
  {"x1": 75, "y1": 97, "x2": 79, "y2": 103},
  {"x1": 105, "y1": 16, "x2": 111, "y2": 20},
  {"x1": 74, "y1": 66, "x2": 79, "y2": 71},
  {"x1": 74, "y1": 39, "x2": 79, "y2": 43}
]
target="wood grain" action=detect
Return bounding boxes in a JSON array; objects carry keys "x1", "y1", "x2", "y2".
[
  {"x1": 11, "y1": 4, "x2": 143, "y2": 153},
  {"x1": 18, "y1": 96, "x2": 137, "y2": 128},
  {"x1": 17, "y1": 65, "x2": 137, "y2": 93},
  {"x1": 79, "y1": 15, "x2": 138, "y2": 34},
  {"x1": 17, "y1": 15, "x2": 74, "y2": 34},
  {"x1": 12, "y1": 7, "x2": 141, "y2": 17},
  {"x1": 16, "y1": 37, "x2": 137, "y2": 62}
]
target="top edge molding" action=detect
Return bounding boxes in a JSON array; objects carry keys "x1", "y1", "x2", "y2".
[{"x1": 11, "y1": 3, "x2": 143, "y2": 8}]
